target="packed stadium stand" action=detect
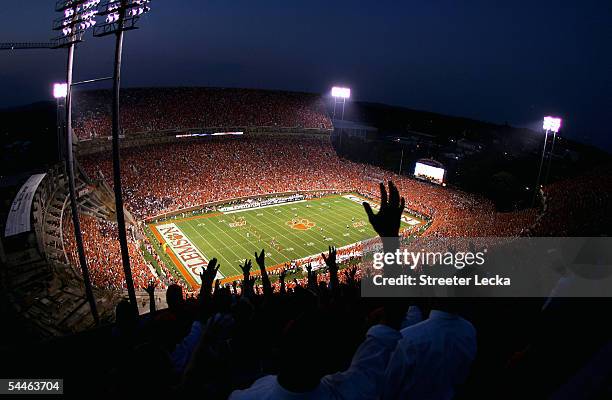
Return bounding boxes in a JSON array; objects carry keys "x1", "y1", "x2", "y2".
[{"x1": 73, "y1": 87, "x2": 333, "y2": 140}]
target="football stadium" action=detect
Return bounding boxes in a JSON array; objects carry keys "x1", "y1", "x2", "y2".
[{"x1": 1, "y1": 1, "x2": 612, "y2": 399}]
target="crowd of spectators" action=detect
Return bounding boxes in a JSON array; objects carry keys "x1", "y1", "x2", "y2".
[
  {"x1": 62, "y1": 212, "x2": 162, "y2": 291},
  {"x1": 101, "y1": 182, "x2": 609, "y2": 399},
  {"x1": 528, "y1": 164, "x2": 612, "y2": 236},
  {"x1": 80, "y1": 134, "x2": 535, "y2": 236},
  {"x1": 65, "y1": 134, "x2": 544, "y2": 292},
  {"x1": 73, "y1": 88, "x2": 333, "y2": 139}
]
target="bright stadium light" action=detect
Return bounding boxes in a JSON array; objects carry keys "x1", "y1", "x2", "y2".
[
  {"x1": 52, "y1": 0, "x2": 101, "y2": 47},
  {"x1": 93, "y1": 0, "x2": 152, "y2": 37},
  {"x1": 331, "y1": 86, "x2": 351, "y2": 120},
  {"x1": 53, "y1": 83, "x2": 68, "y2": 98},
  {"x1": 331, "y1": 86, "x2": 351, "y2": 99},
  {"x1": 543, "y1": 116, "x2": 562, "y2": 133},
  {"x1": 533, "y1": 115, "x2": 563, "y2": 205}
]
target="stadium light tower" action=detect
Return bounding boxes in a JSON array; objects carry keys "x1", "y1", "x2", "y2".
[
  {"x1": 93, "y1": 0, "x2": 152, "y2": 315},
  {"x1": 52, "y1": 0, "x2": 101, "y2": 325},
  {"x1": 53, "y1": 83, "x2": 68, "y2": 161},
  {"x1": 543, "y1": 116, "x2": 562, "y2": 185},
  {"x1": 331, "y1": 86, "x2": 350, "y2": 120},
  {"x1": 395, "y1": 138, "x2": 404, "y2": 175},
  {"x1": 533, "y1": 116, "x2": 562, "y2": 205}
]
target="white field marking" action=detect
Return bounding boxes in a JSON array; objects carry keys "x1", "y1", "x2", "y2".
[
  {"x1": 183, "y1": 220, "x2": 243, "y2": 276},
  {"x1": 195, "y1": 212, "x2": 290, "y2": 267},
  {"x1": 265, "y1": 200, "x2": 354, "y2": 251},
  {"x1": 156, "y1": 223, "x2": 223, "y2": 281},
  {"x1": 223, "y1": 199, "x2": 307, "y2": 214},
  {"x1": 197, "y1": 216, "x2": 281, "y2": 270},
  {"x1": 205, "y1": 205, "x2": 378, "y2": 275},
  {"x1": 186, "y1": 196, "x2": 381, "y2": 276},
  {"x1": 257, "y1": 207, "x2": 317, "y2": 256}
]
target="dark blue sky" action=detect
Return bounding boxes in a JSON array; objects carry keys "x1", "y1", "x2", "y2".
[{"x1": 1, "y1": 0, "x2": 611, "y2": 150}]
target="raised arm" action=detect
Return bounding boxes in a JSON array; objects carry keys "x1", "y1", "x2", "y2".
[
  {"x1": 199, "y1": 258, "x2": 220, "y2": 300},
  {"x1": 363, "y1": 181, "x2": 405, "y2": 248},
  {"x1": 144, "y1": 281, "x2": 157, "y2": 313},
  {"x1": 239, "y1": 259, "x2": 255, "y2": 297},
  {"x1": 254, "y1": 249, "x2": 273, "y2": 298},
  {"x1": 322, "y1": 246, "x2": 339, "y2": 295}
]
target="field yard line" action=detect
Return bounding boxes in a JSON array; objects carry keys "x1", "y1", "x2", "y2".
[
  {"x1": 178, "y1": 221, "x2": 238, "y2": 276},
  {"x1": 259, "y1": 197, "x2": 371, "y2": 253},
  {"x1": 176, "y1": 196, "x2": 376, "y2": 278},
  {"x1": 231, "y1": 226, "x2": 298, "y2": 266},
  {"x1": 315, "y1": 205, "x2": 367, "y2": 233},
  {"x1": 186, "y1": 214, "x2": 301, "y2": 266},
  {"x1": 259, "y1": 201, "x2": 361, "y2": 255},
  {"x1": 182, "y1": 219, "x2": 244, "y2": 276},
  {"x1": 264, "y1": 204, "x2": 342, "y2": 248},
  {"x1": 200, "y1": 214, "x2": 284, "y2": 268},
  {"x1": 301, "y1": 199, "x2": 370, "y2": 240},
  {"x1": 212, "y1": 216, "x2": 291, "y2": 265}
]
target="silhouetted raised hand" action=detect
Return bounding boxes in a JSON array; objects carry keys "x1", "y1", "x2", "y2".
[
  {"x1": 254, "y1": 249, "x2": 272, "y2": 297},
  {"x1": 200, "y1": 258, "x2": 220, "y2": 297},
  {"x1": 322, "y1": 246, "x2": 338, "y2": 272},
  {"x1": 305, "y1": 263, "x2": 317, "y2": 290},
  {"x1": 144, "y1": 281, "x2": 157, "y2": 313},
  {"x1": 239, "y1": 259, "x2": 253, "y2": 277},
  {"x1": 322, "y1": 246, "x2": 339, "y2": 292},
  {"x1": 255, "y1": 249, "x2": 265, "y2": 269},
  {"x1": 144, "y1": 281, "x2": 156, "y2": 296},
  {"x1": 239, "y1": 259, "x2": 254, "y2": 297},
  {"x1": 363, "y1": 181, "x2": 405, "y2": 238}
]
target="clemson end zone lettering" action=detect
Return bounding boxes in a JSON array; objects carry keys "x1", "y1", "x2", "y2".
[{"x1": 156, "y1": 223, "x2": 224, "y2": 282}]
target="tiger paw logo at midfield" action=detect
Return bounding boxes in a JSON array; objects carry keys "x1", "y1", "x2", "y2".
[{"x1": 287, "y1": 218, "x2": 316, "y2": 231}]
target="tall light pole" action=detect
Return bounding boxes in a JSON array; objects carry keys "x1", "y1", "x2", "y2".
[
  {"x1": 331, "y1": 86, "x2": 350, "y2": 120},
  {"x1": 54, "y1": 83, "x2": 68, "y2": 161},
  {"x1": 399, "y1": 143, "x2": 404, "y2": 175},
  {"x1": 394, "y1": 138, "x2": 404, "y2": 174},
  {"x1": 52, "y1": 0, "x2": 100, "y2": 324},
  {"x1": 544, "y1": 116, "x2": 562, "y2": 186},
  {"x1": 533, "y1": 116, "x2": 562, "y2": 206},
  {"x1": 94, "y1": 0, "x2": 151, "y2": 315}
]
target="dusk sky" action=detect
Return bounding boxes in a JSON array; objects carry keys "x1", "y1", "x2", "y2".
[{"x1": 1, "y1": 0, "x2": 611, "y2": 150}]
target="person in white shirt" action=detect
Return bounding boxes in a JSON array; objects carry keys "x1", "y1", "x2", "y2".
[
  {"x1": 381, "y1": 303, "x2": 477, "y2": 400},
  {"x1": 229, "y1": 308, "x2": 404, "y2": 400}
]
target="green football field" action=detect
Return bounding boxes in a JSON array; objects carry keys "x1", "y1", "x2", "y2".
[{"x1": 149, "y1": 194, "x2": 421, "y2": 285}]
